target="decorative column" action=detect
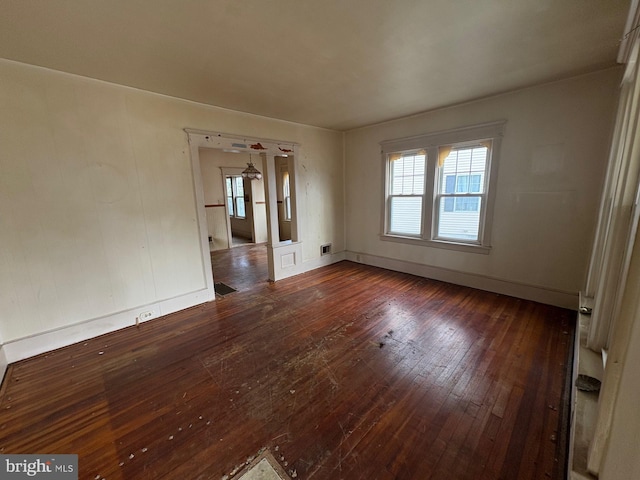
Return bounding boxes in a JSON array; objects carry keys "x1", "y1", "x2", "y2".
[{"x1": 262, "y1": 152, "x2": 280, "y2": 281}]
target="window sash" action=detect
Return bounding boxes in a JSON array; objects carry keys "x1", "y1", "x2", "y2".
[
  {"x1": 388, "y1": 194, "x2": 424, "y2": 236},
  {"x1": 386, "y1": 152, "x2": 426, "y2": 236},
  {"x1": 433, "y1": 145, "x2": 489, "y2": 243},
  {"x1": 434, "y1": 194, "x2": 485, "y2": 242}
]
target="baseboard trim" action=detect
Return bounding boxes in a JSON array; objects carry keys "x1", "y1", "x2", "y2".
[
  {"x1": 274, "y1": 246, "x2": 346, "y2": 282},
  {"x1": 346, "y1": 251, "x2": 578, "y2": 309},
  {"x1": 302, "y1": 250, "x2": 347, "y2": 272},
  {"x1": 2, "y1": 287, "x2": 215, "y2": 365}
]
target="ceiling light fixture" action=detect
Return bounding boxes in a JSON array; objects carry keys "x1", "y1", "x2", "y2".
[{"x1": 242, "y1": 155, "x2": 263, "y2": 180}]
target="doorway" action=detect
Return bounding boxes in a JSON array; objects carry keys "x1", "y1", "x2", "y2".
[
  {"x1": 186, "y1": 129, "x2": 304, "y2": 291},
  {"x1": 198, "y1": 149, "x2": 268, "y2": 252}
]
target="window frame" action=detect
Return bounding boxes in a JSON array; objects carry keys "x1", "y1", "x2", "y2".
[
  {"x1": 386, "y1": 150, "x2": 427, "y2": 237},
  {"x1": 380, "y1": 121, "x2": 505, "y2": 254},
  {"x1": 433, "y1": 144, "x2": 490, "y2": 243}
]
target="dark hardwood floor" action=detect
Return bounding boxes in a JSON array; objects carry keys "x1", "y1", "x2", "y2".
[
  {"x1": 0, "y1": 246, "x2": 575, "y2": 480},
  {"x1": 210, "y1": 243, "x2": 269, "y2": 293}
]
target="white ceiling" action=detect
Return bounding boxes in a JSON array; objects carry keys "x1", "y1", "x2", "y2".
[{"x1": 0, "y1": 0, "x2": 630, "y2": 131}]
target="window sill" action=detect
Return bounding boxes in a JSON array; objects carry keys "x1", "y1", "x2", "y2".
[{"x1": 379, "y1": 234, "x2": 491, "y2": 254}]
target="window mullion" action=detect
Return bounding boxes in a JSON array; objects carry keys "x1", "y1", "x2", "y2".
[
  {"x1": 424, "y1": 147, "x2": 438, "y2": 240},
  {"x1": 232, "y1": 178, "x2": 238, "y2": 218}
]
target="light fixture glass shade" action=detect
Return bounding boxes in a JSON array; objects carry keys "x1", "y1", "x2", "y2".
[{"x1": 241, "y1": 162, "x2": 262, "y2": 180}]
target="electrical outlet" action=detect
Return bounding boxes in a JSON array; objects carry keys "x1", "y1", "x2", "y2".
[{"x1": 138, "y1": 310, "x2": 154, "y2": 321}]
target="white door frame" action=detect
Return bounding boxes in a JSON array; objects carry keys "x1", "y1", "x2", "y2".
[{"x1": 185, "y1": 129, "x2": 303, "y2": 285}]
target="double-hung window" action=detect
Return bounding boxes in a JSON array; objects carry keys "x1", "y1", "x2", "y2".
[
  {"x1": 381, "y1": 121, "x2": 504, "y2": 253},
  {"x1": 388, "y1": 151, "x2": 426, "y2": 236},
  {"x1": 436, "y1": 145, "x2": 489, "y2": 241},
  {"x1": 226, "y1": 175, "x2": 246, "y2": 219}
]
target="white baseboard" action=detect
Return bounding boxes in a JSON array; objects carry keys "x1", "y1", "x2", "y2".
[
  {"x1": 2, "y1": 287, "x2": 215, "y2": 365},
  {"x1": 346, "y1": 251, "x2": 578, "y2": 309},
  {"x1": 302, "y1": 250, "x2": 347, "y2": 272},
  {"x1": 271, "y1": 245, "x2": 346, "y2": 281}
]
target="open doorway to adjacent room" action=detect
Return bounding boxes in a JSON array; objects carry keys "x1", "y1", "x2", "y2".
[
  {"x1": 198, "y1": 149, "x2": 269, "y2": 252},
  {"x1": 198, "y1": 148, "x2": 270, "y2": 292},
  {"x1": 187, "y1": 130, "x2": 303, "y2": 295}
]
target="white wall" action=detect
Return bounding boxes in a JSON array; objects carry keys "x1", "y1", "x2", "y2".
[
  {"x1": 296, "y1": 129, "x2": 346, "y2": 261},
  {"x1": 345, "y1": 68, "x2": 621, "y2": 307},
  {"x1": 0, "y1": 59, "x2": 343, "y2": 358}
]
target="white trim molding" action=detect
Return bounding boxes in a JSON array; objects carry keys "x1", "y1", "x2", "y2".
[
  {"x1": 185, "y1": 129, "x2": 304, "y2": 282},
  {"x1": 269, "y1": 243, "x2": 346, "y2": 281},
  {"x1": 346, "y1": 251, "x2": 577, "y2": 309},
  {"x1": 618, "y1": 0, "x2": 640, "y2": 64}
]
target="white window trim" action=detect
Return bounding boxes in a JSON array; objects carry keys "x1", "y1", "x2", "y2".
[{"x1": 380, "y1": 121, "x2": 505, "y2": 254}]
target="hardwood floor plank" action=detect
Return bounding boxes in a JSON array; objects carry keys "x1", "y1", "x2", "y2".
[{"x1": 0, "y1": 248, "x2": 575, "y2": 480}]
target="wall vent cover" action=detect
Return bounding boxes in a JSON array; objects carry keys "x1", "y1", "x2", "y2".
[{"x1": 321, "y1": 243, "x2": 332, "y2": 256}]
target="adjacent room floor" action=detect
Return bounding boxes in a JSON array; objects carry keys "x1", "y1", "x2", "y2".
[{"x1": 0, "y1": 246, "x2": 575, "y2": 479}]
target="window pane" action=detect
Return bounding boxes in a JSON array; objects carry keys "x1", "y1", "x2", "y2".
[
  {"x1": 227, "y1": 196, "x2": 234, "y2": 216},
  {"x1": 236, "y1": 197, "x2": 245, "y2": 218},
  {"x1": 456, "y1": 175, "x2": 469, "y2": 193},
  {"x1": 437, "y1": 196, "x2": 482, "y2": 241},
  {"x1": 470, "y1": 174, "x2": 481, "y2": 193},
  {"x1": 390, "y1": 196, "x2": 422, "y2": 235},
  {"x1": 226, "y1": 177, "x2": 233, "y2": 196},
  {"x1": 443, "y1": 197, "x2": 454, "y2": 212},
  {"x1": 444, "y1": 175, "x2": 455, "y2": 193},
  {"x1": 235, "y1": 177, "x2": 244, "y2": 196}
]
